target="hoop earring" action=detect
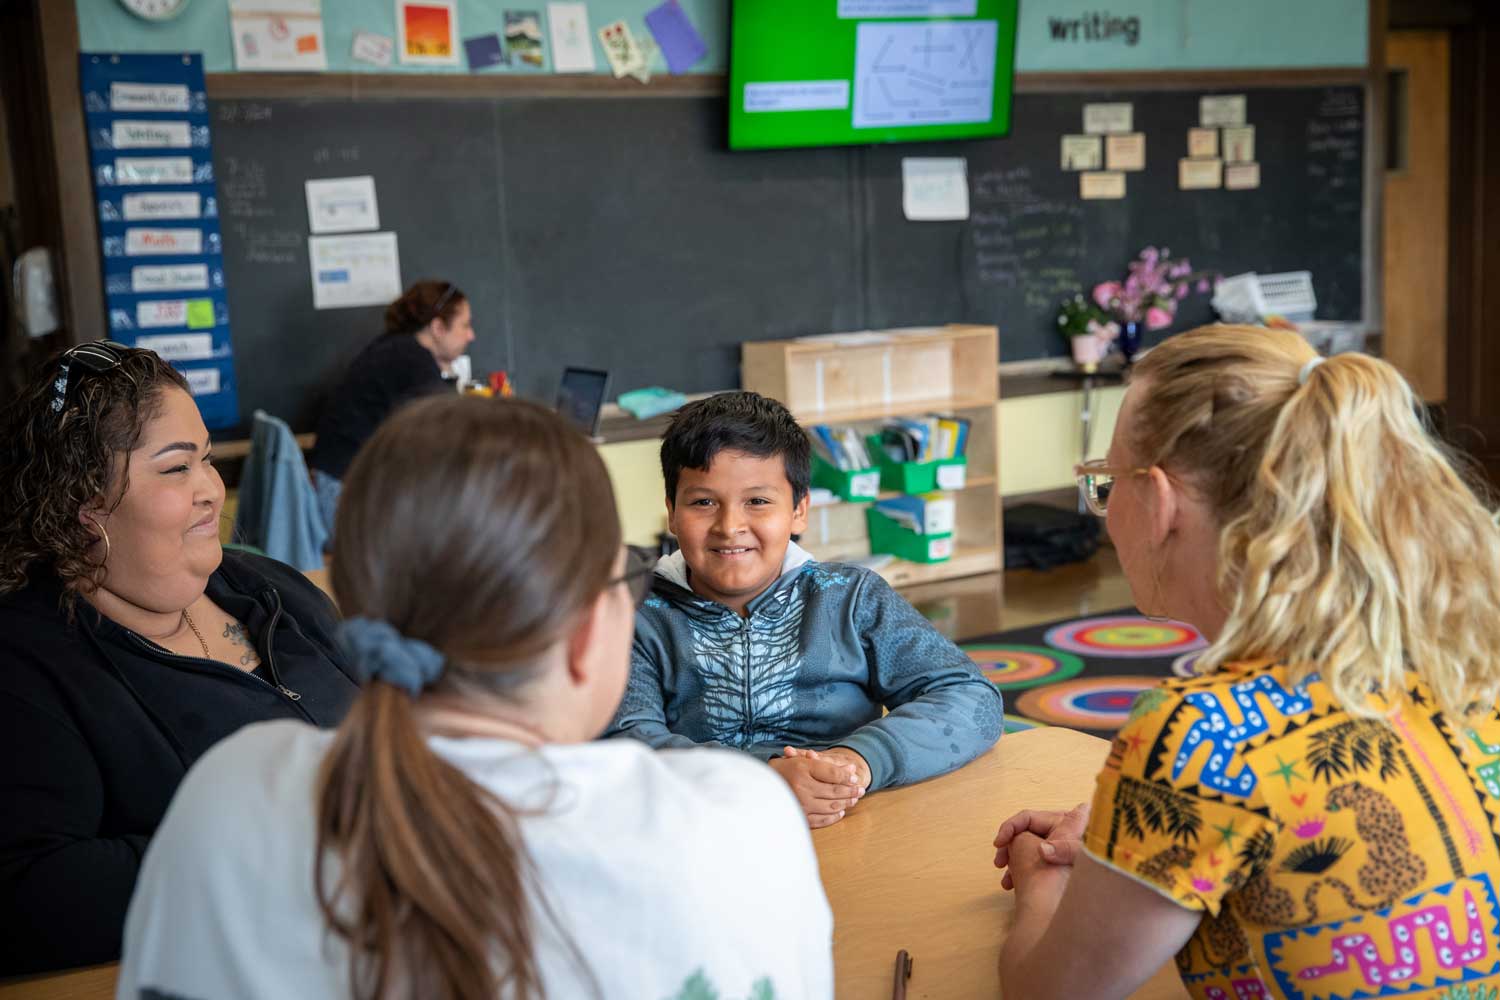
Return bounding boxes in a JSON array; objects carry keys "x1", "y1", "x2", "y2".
[{"x1": 85, "y1": 514, "x2": 111, "y2": 567}]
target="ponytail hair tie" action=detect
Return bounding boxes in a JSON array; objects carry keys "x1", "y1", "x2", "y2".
[
  {"x1": 337, "y1": 617, "x2": 446, "y2": 696},
  {"x1": 1298, "y1": 356, "x2": 1326, "y2": 386}
]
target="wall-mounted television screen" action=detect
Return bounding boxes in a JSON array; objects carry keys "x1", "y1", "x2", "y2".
[{"x1": 729, "y1": 0, "x2": 1018, "y2": 151}]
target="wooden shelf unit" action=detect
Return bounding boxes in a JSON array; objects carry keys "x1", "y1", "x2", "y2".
[{"x1": 743, "y1": 325, "x2": 1001, "y2": 589}]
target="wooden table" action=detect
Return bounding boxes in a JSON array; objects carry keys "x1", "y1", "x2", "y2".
[
  {"x1": 811, "y1": 726, "x2": 1189, "y2": 1000},
  {"x1": 1, "y1": 728, "x2": 1188, "y2": 1000}
]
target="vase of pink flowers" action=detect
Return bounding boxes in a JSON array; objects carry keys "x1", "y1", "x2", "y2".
[
  {"x1": 1056, "y1": 294, "x2": 1120, "y2": 373},
  {"x1": 1092, "y1": 247, "x2": 1216, "y2": 364}
]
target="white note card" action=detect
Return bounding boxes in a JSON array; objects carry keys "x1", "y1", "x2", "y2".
[
  {"x1": 1200, "y1": 94, "x2": 1247, "y2": 127},
  {"x1": 548, "y1": 3, "x2": 596, "y2": 73},
  {"x1": 305, "y1": 175, "x2": 380, "y2": 234},
  {"x1": 1080, "y1": 171, "x2": 1126, "y2": 199},
  {"x1": 351, "y1": 30, "x2": 395, "y2": 66},
  {"x1": 1083, "y1": 102, "x2": 1133, "y2": 134},
  {"x1": 309, "y1": 232, "x2": 402, "y2": 310},
  {"x1": 902, "y1": 157, "x2": 969, "y2": 221}
]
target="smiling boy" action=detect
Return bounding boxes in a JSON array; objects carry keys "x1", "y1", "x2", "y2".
[{"x1": 607, "y1": 392, "x2": 1003, "y2": 828}]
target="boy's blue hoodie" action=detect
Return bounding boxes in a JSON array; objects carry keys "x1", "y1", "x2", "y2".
[{"x1": 607, "y1": 542, "x2": 1004, "y2": 791}]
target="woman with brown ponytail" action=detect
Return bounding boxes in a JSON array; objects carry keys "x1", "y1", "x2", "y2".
[
  {"x1": 119, "y1": 395, "x2": 834, "y2": 1000},
  {"x1": 989, "y1": 325, "x2": 1500, "y2": 999},
  {"x1": 308, "y1": 279, "x2": 476, "y2": 536}
]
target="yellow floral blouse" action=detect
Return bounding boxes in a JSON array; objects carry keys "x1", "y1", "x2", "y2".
[{"x1": 1084, "y1": 659, "x2": 1500, "y2": 1000}]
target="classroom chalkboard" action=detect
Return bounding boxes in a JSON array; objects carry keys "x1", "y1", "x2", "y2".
[{"x1": 209, "y1": 84, "x2": 1363, "y2": 434}]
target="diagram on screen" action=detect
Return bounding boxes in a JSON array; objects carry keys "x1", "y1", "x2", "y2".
[{"x1": 853, "y1": 20, "x2": 998, "y2": 129}]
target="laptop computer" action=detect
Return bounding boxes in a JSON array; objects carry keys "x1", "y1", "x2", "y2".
[{"x1": 554, "y1": 366, "x2": 611, "y2": 438}]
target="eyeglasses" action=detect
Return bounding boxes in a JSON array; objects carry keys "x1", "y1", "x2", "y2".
[
  {"x1": 51, "y1": 341, "x2": 135, "y2": 413},
  {"x1": 611, "y1": 546, "x2": 659, "y2": 608},
  {"x1": 1075, "y1": 459, "x2": 1151, "y2": 517}
]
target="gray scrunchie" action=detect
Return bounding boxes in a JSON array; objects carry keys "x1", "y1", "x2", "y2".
[{"x1": 337, "y1": 617, "x2": 446, "y2": 696}]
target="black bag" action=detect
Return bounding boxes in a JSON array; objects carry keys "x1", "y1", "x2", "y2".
[{"x1": 1003, "y1": 502, "x2": 1101, "y2": 571}]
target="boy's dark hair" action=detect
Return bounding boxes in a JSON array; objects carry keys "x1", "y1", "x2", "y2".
[{"x1": 661, "y1": 391, "x2": 810, "y2": 506}]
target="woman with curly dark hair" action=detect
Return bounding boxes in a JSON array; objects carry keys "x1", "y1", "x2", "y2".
[{"x1": 0, "y1": 342, "x2": 359, "y2": 975}]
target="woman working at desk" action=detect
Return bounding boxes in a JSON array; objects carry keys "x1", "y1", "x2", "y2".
[
  {"x1": 309, "y1": 279, "x2": 474, "y2": 534},
  {"x1": 0, "y1": 343, "x2": 358, "y2": 975},
  {"x1": 992, "y1": 325, "x2": 1500, "y2": 999},
  {"x1": 121, "y1": 396, "x2": 833, "y2": 999}
]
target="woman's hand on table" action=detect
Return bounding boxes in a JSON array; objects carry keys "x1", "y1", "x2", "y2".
[{"x1": 993, "y1": 803, "x2": 1089, "y2": 890}]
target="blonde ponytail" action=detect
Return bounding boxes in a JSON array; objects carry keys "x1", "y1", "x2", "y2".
[{"x1": 1132, "y1": 325, "x2": 1500, "y2": 719}]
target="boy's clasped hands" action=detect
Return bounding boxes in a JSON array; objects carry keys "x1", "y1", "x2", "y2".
[{"x1": 771, "y1": 746, "x2": 870, "y2": 829}]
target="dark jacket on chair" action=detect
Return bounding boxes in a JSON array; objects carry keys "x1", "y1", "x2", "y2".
[{"x1": 0, "y1": 551, "x2": 359, "y2": 975}]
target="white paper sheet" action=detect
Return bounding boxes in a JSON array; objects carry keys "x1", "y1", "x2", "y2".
[
  {"x1": 1225, "y1": 162, "x2": 1261, "y2": 190},
  {"x1": 1179, "y1": 158, "x2": 1224, "y2": 190},
  {"x1": 351, "y1": 30, "x2": 395, "y2": 66},
  {"x1": 1222, "y1": 126, "x2": 1255, "y2": 164},
  {"x1": 1083, "y1": 102, "x2": 1132, "y2": 134},
  {"x1": 1199, "y1": 94, "x2": 1247, "y2": 127},
  {"x1": 230, "y1": 2, "x2": 328, "y2": 72},
  {"x1": 309, "y1": 232, "x2": 402, "y2": 310},
  {"x1": 1080, "y1": 171, "x2": 1126, "y2": 199},
  {"x1": 1105, "y1": 133, "x2": 1145, "y2": 171},
  {"x1": 305, "y1": 175, "x2": 380, "y2": 234},
  {"x1": 1060, "y1": 135, "x2": 1103, "y2": 171},
  {"x1": 902, "y1": 157, "x2": 969, "y2": 221},
  {"x1": 548, "y1": 3, "x2": 596, "y2": 73},
  {"x1": 853, "y1": 20, "x2": 997, "y2": 128}
]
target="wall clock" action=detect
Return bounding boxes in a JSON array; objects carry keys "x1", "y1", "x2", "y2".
[{"x1": 116, "y1": 0, "x2": 192, "y2": 21}]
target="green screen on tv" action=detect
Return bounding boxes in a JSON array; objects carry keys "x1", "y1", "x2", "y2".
[{"x1": 729, "y1": 0, "x2": 1019, "y2": 151}]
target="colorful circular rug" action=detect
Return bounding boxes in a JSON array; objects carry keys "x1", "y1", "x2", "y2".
[
  {"x1": 1043, "y1": 615, "x2": 1207, "y2": 659},
  {"x1": 960, "y1": 644, "x2": 1084, "y2": 690},
  {"x1": 1013, "y1": 676, "x2": 1162, "y2": 730},
  {"x1": 960, "y1": 609, "x2": 1204, "y2": 735}
]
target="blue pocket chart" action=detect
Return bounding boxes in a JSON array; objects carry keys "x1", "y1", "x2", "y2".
[{"x1": 81, "y1": 52, "x2": 239, "y2": 430}]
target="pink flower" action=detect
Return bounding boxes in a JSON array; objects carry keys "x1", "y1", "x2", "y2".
[
  {"x1": 1092, "y1": 281, "x2": 1121, "y2": 309},
  {"x1": 1176, "y1": 285, "x2": 1190, "y2": 300},
  {"x1": 1197, "y1": 278, "x2": 1212, "y2": 294},
  {"x1": 1293, "y1": 817, "x2": 1326, "y2": 839},
  {"x1": 1145, "y1": 306, "x2": 1174, "y2": 330},
  {"x1": 1191, "y1": 877, "x2": 1216, "y2": 893}
]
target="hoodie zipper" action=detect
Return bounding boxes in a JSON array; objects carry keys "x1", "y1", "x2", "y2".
[
  {"x1": 125, "y1": 592, "x2": 308, "y2": 718},
  {"x1": 259, "y1": 590, "x2": 302, "y2": 702}
]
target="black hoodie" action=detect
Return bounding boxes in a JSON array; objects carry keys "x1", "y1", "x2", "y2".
[{"x1": 0, "y1": 550, "x2": 359, "y2": 974}]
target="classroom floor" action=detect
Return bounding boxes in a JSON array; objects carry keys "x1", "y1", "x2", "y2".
[{"x1": 906, "y1": 546, "x2": 1135, "y2": 643}]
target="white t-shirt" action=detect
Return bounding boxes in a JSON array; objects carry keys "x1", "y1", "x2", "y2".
[{"x1": 118, "y1": 721, "x2": 833, "y2": 1000}]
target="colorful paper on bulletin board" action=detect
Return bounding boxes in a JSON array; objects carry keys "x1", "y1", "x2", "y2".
[
  {"x1": 464, "y1": 33, "x2": 507, "y2": 70},
  {"x1": 644, "y1": 0, "x2": 708, "y2": 74},
  {"x1": 79, "y1": 53, "x2": 239, "y2": 430},
  {"x1": 399, "y1": 0, "x2": 460, "y2": 66},
  {"x1": 504, "y1": 11, "x2": 547, "y2": 68}
]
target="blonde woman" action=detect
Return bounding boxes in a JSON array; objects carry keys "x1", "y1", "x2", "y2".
[{"x1": 991, "y1": 326, "x2": 1500, "y2": 999}]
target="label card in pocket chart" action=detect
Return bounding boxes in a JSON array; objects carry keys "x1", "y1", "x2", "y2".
[{"x1": 598, "y1": 20, "x2": 644, "y2": 78}]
